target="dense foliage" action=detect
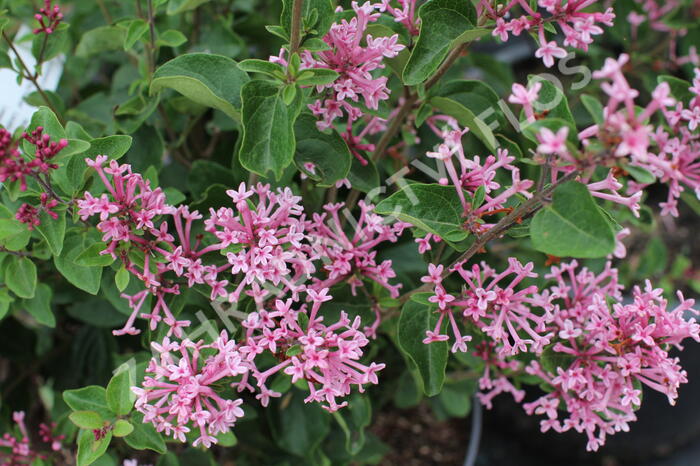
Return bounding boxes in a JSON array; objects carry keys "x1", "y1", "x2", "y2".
[{"x1": 0, "y1": 0, "x2": 699, "y2": 464}]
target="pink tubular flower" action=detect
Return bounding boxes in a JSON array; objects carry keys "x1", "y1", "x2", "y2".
[
  {"x1": 33, "y1": 0, "x2": 63, "y2": 35},
  {"x1": 382, "y1": 0, "x2": 420, "y2": 35},
  {"x1": 509, "y1": 82, "x2": 542, "y2": 123},
  {"x1": 133, "y1": 333, "x2": 249, "y2": 448},
  {"x1": 536, "y1": 127, "x2": 570, "y2": 157},
  {"x1": 524, "y1": 262, "x2": 699, "y2": 451},
  {"x1": 535, "y1": 41, "x2": 568, "y2": 68},
  {"x1": 473, "y1": 342, "x2": 525, "y2": 409}
]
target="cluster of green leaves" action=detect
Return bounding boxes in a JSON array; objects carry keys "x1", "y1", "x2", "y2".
[{"x1": 64, "y1": 368, "x2": 164, "y2": 466}]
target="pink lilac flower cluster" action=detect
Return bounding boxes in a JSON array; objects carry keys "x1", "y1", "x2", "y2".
[
  {"x1": 482, "y1": 0, "x2": 615, "y2": 67},
  {"x1": 269, "y1": 2, "x2": 405, "y2": 163},
  {"x1": 237, "y1": 287, "x2": 385, "y2": 411},
  {"x1": 302, "y1": 2, "x2": 404, "y2": 132},
  {"x1": 203, "y1": 182, "x2": 314, "y2": 306},
  {"x1": 0, "y1": 127, "x2": 66, "y2": 229},
  {"x1": 33, "y1": 0, "x2": 63, "y2": 35},
  {"x1": 472, "y1": 341, "x2": 526, "y2": 409},
  {"x1": 307, "y1": 200, "x2": 409, "y2": 299},
  {"x1": 135, "y1": 286, "x2": 386, "y2": 447},
  {"x1": 133, "y1": 333, "x2": 248, "y2": 448},
  {"x1": 419, "y1": 258, "x2": 553, "y2": 355},
  {"x1": 0, "y1": 411, "x2": 64, "y2": 466},
  {"x1": 0, "y1": 127, "x2": 67, "y2": 192},
  {"x1": 79, "y1": 159, "x2": 405, "y2": 340},
  {"x1": 424, "y1": 115, "x2": 534, "y2": 231},
  {"x1": 77, "y1": 156, "x2": 190, "y2": 337},
  {"x1": 511, "y1": 81, "x2": 643, "y2": 215},
  {"x1": 524, "y1": 262, "x2": 700, "y2": 451},
  {"x1": 573, "y1": 57, "x2": 700, "y2": 216}
]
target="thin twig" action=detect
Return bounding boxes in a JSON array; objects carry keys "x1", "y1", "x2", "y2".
[
  {"x1": 2, "y1": 31, "x2": 63, "y2": 122},
  {"x1": 399, "y1": 170, "x2": 580, "y2": 303},
  {"x1": 289, "y1": 0, "x2": 304, "y2": 55},
  {"x1": 96, "y1": 0, "x2": 114, "y2": 24}
]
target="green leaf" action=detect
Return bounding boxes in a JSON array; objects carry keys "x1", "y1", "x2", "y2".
[
  {"x1": 531, "y1": 181, "x2": 616, "y2": 258},
  {"x1": 113, "y1": 419, "x2": 134, "y2": 437},
  {"x1": 63, "y1": 386, "x2": 112, "y2": 418},
  {"x1": 76, "y1": 26, "x2": 126, "y2": 57},
  {"x1": 238, "y1": 59, "x2": 286, "y2": 79},
  {"x1": 6, "y1": 257, "x2": 37, "y2": 299},
  {"x1": 239, "y1": 80, "x2": 301, "y2": 180},
  {"x1": 155, "y1": 453, "x2": 180, "y2": 466},
  {"x1": 32, "y1": 23, "x2": 69, "y2": 62},
  {"x1": 397, "y1": 301, "x2": 448, "y2": 396},
  {"x1": 402, "y1": 0, "x2": 476, "y2": 85},
  {"x1": 115, "y1": 266, "x2": 130, "y2": 292},
  {"x1": 269, "y1": 389, "x2": 330, "y2": 457},
  {"x1": 282, "y1": 83, "x2": 297, "y2": 105},
  {"x1": 76, "y1": 429, "x2": 111, "y2": 466},
  {"x1": 293, "y1": 113, "x2": 351, "y2": 187},
  {"x1": 347, "y1": 157, "x2": 379, "y2": 194},
  {"x1": 123, "y1": 19, "x2": 148, "y2": 51},
  {"x1": 216, "y1": 430, "x2": 237, "y2": 447},
  {"x1": 0, "y1": 218, "x2": 26, "y2": 241},
  {"x1": 332, "y1": 394, "x2": 372, "y2": 455},
  {"x1": 525, "y1": 75, "x2": 575, "y2": 126},
  {"x1": 658, "y1": 75, "x2": 693, "y2": 104},
  {"x1": 106, "y1": 369, "x2": 134, "y2": 416},
  {"x1": 540, "y1": 343, "x2": 576, "y2": 374},
  {"x1": 451, "y1": 27, "x2": 491, "y2": 46},
  {"x1": 187, "y1": 160, "x2": 235, "y2": 200},
  {"x1": 625, "y1": 164, "x2": 656, "y2": 185},
  {"x1": 24, "y1": 106, "x2": 66, "y2": 151},
  {"x1": 124, "y1": 412, "x2": 166, "y2": 453},
  {"x1": 69, "y1": 411, "x2": 104, "y2": 430},
  {"x1": 54, "y1": 234, "x2": 103, "y2": 295},
  {"x1": 156, "y1": 29, "x2": 188, "y2": 48},
  {"x1": 296, "y1": 68, "x2": 340, "y2": 86},
  {"x1": 580, "y1": 94, "x2": 605, "y2": 126},
  {"x1": 0, "y1": 50, "x2": 14, "y2": 69},
  {"x1": 0, "y1": 50, "x2": 12, "y2": 69},
  {"x1": 22, "y1": 283, "x2": 54, "y2": 327},
  {"x1": 0, "y1": 207, "x2": 31, "y2": 251},
  {"x1": 375, "y1": 183, "x2": 469, "y2": 242},
  {"x1": 35, "y1": 209, "x2": 66, "y2": 256},
  {"x1": 150, "y1": 53, "x2": 249, "y2": 121},
  {"x1": 167, "y1": 0, "x2": 210, "y2": 15},
  {"x1": 430, "y1": 96, "x2": 497, "y2": 152},
  {"x1": 74, "y1": 243, "x2": 114, "y2": 267}
]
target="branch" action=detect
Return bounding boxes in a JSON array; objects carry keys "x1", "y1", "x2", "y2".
[
  {"x1": 2, "y1": 31, "x2": 64, "y2": 123},
  {"x1": 398, "y1": 170, "x2": 580, "y2": 304},
  {"x1": 289, "y1": 0, "x2": 304, "y2": 55},
  {"x1": 370, "y1": 43, "x2": 468, "y2": 162}
]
